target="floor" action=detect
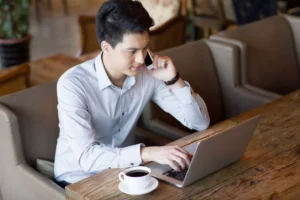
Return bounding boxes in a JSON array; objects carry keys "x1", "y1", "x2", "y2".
[{"x1": 29, "y1": 0, "x2": 105, "y2": 61}]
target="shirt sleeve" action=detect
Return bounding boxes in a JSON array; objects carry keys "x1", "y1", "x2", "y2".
[
  {"x1": 151, "y1": 79, "x2": 210, "y2": 131},
  {"x1": 57, "y1": 76, "x2": 143, "y2": 173}
]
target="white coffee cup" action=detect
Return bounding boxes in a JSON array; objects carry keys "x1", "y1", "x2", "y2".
[{"x1": 118, "y1": 166, "x2": 151, "y2": 192}]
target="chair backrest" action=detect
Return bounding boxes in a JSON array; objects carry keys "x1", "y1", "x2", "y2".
[
  {"x1": 232, "y1": 0, "x2": 277, "y2": 25},
  {"x1": 147, "y1": 40, "x2": 225, "y2": 130},
  {"x1": 212, "y1": 15, "x2": 300, "y2": 95},
  {"x1": 0, "y1": 63, "x2": 30, "y2": 96},
  {"x1": 77, "y1": 15, "x2": 100, "y2": 56},
  {"x1": 149, "y1": 15, "x2": 186, "y2": 52},
  {"x1": 0, "y1": 81, "x2": 58, "y2": 168}
]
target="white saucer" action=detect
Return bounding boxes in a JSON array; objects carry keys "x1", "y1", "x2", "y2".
[{"x1": 118, "y1": 177, "x2": 159, "y2": 196}]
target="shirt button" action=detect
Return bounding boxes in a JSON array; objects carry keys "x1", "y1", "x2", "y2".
[
  {"x1": 118, "y1": 129, "x2": 120, "y2": 132},
  {"x1": 131, "y1": 163, "x2": 134, "y2": 166},
  {"x1": 122, "y1": 112, "x2": 124, "y2": 116}
]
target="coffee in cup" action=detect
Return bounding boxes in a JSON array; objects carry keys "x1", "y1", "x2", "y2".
[{"x1": 118, "y1": 166, "x2": 151, "y2": 192}]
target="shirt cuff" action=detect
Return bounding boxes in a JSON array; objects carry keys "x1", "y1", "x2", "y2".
[
  {"x1": 120, "y1": 143, "x2": 144, "y2": 168},
  {"x1": 171, "y1": 81, "x2": 194, "y2": 105}
]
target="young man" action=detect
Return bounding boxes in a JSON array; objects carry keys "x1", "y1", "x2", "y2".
[{"x1": 54, "y1": 0, "x2": 210, "y2": 186}]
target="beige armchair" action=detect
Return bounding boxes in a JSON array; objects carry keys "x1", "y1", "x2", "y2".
[
  {"x1": 0, "y1": 81, "x2": 65, "y2": 200},
  {"x1": 138, "y1": 39, "x2": 272, "y2": 140},
  {"x1": 210, "y1": 15, "x2": 300, "y2": 98},
  {"x1": 0, "y1": 81, "x2": 169, "y2": 200}
]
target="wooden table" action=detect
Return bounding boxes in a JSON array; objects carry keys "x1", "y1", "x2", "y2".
[
  {"x1": 66, "y1": 90, "x2": 300, "y2": 200},
  {"x1": 29, "y1": 54, "x2": 82, "y2": 86}
]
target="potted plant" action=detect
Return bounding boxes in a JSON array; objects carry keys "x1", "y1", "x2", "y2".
[{"x1": 0, "y1": 0, "x2": 31, "y2": 69}]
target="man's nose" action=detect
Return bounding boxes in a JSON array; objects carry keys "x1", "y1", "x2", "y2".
[{"x1": 135, "y1": 51, "x2": 144, "y2": 64}]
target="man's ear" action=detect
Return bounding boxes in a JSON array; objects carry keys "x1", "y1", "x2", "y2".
[{"x1": 101, "y1": 41, "x2": 111, "y2": 55}]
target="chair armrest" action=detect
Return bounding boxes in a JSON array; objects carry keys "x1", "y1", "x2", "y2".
[
  {"x1": 242, "y1": 84, "x2": 282, "y2": 100},
  {"x1": 284, "y1": 15, "x2": 300, "y2": 67},
  {"x1": 223, "y1": 85, "x2": 281, "y2": 118},
  {"x1": 16, "y1": 163, "x2": 65, "y2": 200}
]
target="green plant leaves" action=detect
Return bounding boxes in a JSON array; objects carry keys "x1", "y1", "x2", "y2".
[{"x1": 0, "y1": 0, "x2": 30, "y2": 39}]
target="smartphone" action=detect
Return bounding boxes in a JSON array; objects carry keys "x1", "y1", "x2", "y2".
[{"x1": 145, "y1": 50, "x2": 153, "y2": 70}]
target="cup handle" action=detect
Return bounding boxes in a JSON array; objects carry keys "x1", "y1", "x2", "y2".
[{"x1": 118, "y1": 172, "x2": 127, "y2": 185}]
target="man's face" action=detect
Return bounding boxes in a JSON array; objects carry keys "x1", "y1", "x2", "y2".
[{"x1": 107, "y1": 31, "x2": 150, "y2": 77}]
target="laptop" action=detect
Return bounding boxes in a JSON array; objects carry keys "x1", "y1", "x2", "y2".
[{"x1": 146, "y1": 115, "x2": 260, "y2": 187}]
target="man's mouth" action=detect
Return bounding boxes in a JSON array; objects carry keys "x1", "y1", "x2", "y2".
[{"x1": 131, "y1": 65, "x2": 142, "y2": 71}]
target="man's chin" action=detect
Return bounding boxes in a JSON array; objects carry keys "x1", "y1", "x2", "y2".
[{"x1": 127, "y1": 69, "x2": 141, "y2": 76}]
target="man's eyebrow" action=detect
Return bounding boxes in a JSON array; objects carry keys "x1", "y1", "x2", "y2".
[
  {"x1": 125, "y1": 43, "x2": 150, "y2": 51},
  {"x1": 125, "y1": 47, "x2": 139, "y2": 51}
]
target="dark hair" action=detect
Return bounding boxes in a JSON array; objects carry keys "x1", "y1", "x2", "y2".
[{"x1": 96, "y1": 0, "x2": 154, "y2": 48}]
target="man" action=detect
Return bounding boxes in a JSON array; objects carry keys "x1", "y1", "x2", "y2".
[{"x1": 54, "y1": 0, "x2": 210, "y2": 186}]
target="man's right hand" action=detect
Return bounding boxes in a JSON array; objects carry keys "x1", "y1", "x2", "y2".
[{"x1": 140, "y1": 146, "x2": 192, "y2": 171}]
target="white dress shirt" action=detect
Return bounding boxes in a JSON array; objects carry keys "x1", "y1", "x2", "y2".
[{"x1": 54, "y1": 53, "x2": 210, "y2": 183}]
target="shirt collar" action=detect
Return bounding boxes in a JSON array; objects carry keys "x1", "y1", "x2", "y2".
[
  {"x1": 95, "y1": 52, "x2": 113, "y2": 90},
  {"x1": 94, "y1": 52, "x2": 136, "y2": 91}
]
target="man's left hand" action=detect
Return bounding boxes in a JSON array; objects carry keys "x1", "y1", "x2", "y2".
[{"x1": 147, "y1": 51, "x2": 177, "y2": 82}]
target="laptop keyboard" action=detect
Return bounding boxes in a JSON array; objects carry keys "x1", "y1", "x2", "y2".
[{"x1": 163, "y1": 168, "x2": 188, "y2": 181}]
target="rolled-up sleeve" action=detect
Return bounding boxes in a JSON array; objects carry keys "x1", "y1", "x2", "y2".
[
  {"x1": 151, "y1": 80, "x2": 210, "y2": 131},
  {"x1": 57, "y1": 76, "x2": 143, "y2": 173}
]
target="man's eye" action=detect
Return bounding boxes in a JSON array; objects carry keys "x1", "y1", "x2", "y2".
[{"x1": 128, "y1": 51, "x2": 136, "y2": 54}]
